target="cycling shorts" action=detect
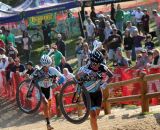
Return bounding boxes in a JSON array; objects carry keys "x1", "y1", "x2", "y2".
[{"x1": 41, "y1": 87, "x2": 51, "y2": 100}]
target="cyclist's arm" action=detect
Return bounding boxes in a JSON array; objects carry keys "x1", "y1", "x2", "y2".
[{"x1": 49, "y1": 67, "x2": 65, "y2": 84}]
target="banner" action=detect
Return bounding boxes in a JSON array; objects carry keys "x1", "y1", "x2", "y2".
[{"x1": 28, "y1": 13, "x2": 57, "y2": 26}]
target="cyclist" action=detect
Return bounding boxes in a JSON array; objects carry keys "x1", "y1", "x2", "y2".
[
  {"x1": 76, "y1": 49, "x2": 113, "y2": 130},
  {"x1": 33, "y1": 55, "x2": 65, "y2": 130}
]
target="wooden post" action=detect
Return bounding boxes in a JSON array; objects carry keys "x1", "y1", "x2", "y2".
[
  {"x1": 103, "y1": 87, "x2": 111, "y2": 115},
  {"x1": 140, "y1": 72, "x2": 149, "y2": 113},
  {"x1": 55, "y1": 91, "x2": 62, "y2": 117}
]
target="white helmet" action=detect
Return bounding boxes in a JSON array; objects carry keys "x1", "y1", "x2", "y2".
[{"x1": 40, "y1": 55, "x2": 52, "y2": 67}]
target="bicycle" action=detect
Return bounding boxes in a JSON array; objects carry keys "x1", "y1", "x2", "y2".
[
  {"x1": 27, "y1": 26, "x2": 43, "y2": 43},
  {"x1": 16, "y1": 68, "x2": 102, "y2": 124},
  {"x1": 16, "y1": 68, "x2": 57, "y2": 114},
  {"x1": 59, "y1": 73, "x2": 103, "y2": 124}
]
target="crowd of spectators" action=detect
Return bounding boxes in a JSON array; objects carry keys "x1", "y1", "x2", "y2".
[{"x1": 0, "y1": 3, "x2": 160, "y2": 100}]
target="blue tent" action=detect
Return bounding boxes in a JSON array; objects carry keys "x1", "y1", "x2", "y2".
[{"x1": 0, "y1": 0, "x2": 80, "y2": 24}]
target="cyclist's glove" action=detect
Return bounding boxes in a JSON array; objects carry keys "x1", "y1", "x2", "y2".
[{"x1": 100, "y1": 82, "x2": 108, "y2": 90}]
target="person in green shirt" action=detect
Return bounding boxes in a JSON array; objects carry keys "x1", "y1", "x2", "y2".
[
  {"x1": 6, "y1": 30, "x2": 16, "y2": 47},
  {"x1": 0, "y1": 30, "x2": 6, "y2": 44},
  {"x1": 40, "y1": 45, "x2": 51, "y2": 57},
  {"x1": 115, "y1": 4, "x2": 124, "y2": 32},
  {"x1": 50, "y1": 44, "x2": 63, "y2": 67}
]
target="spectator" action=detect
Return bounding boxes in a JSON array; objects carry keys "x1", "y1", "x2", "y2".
[
  {"x1": 63, "y1": 68, "x2": 74, "y2": 82},
  {"x1": 104, "y1": 21, "x2": 112, "y2": 41},
  {"x1": 0, "y1": 54, "x2": 8, "y2": 70},
  {"x1": 81, "y1": 42, "x2": 91, "y2": 66},
  {"x1": 0, "y1": 39, "x2": 5, "y2": 49},
  {"x1": 59, "y1": 56, "x2": 73, "y2": 73},
  {"x1": 132, "y1": 29, "x2": 145, "y2": 60},
  {"x1": 125, "y1": 21, "x2": 138, "y2": 37},
  {"x1": 86, "y1": 18, "x2": 95, "y2": 45},
  {"x1": 21, "y1": 31, "x2": 32, "y2": 62},
  {"x1": 110, "y1": 3, "x2": 116, "y2": 23},
  {"x1": 98, "y1": 14, "x2": 106, "y2": 42},
  {"x1": 6, "y1": 30, "x2": 16, "y2": 47},
  {"x1": 141, "y1": 9, "x2": 150, "y2": 35},
  {"x1": 56, "y1": 33, "x2": 66, "y2": 56},
  {"x1": 90, "y1": 7, "x2": 97, "y2": 23},
  {"x1": 42, "y1": 20, "x2": 51, "y2": 45},
  {"x1": 95, "y1": 20, "x2": 100, "y2": 37},
  {"x1": 7, "y1": 42, "x2": 18, "y2": 59},
  {"x1": 11, "y1": 57, "x2": 25, "y2": 75},
  {"x1": 111, "y1": 24, "x2": 123, "y2": 39},
  {"x1": 115, "y1": 4, "x2": 124, "y2": 32},
  {"x1": 133, "y1": 7, "x2": 144, "y2": 34},
  {"x1": 0, "y1": 47, "x2": 6, "y2": 55},
  {"x1": 124, "y1": 29, "x2": 133, "y2": 59},
  {"x1": 151, "y1": 49, "x2": 160, "y2": 68},
  {"x1": 75, "y1": 36, "x2": 84, "y2": 68},
  {"x1": 107, "y1": 28, "x2": 122, "y2": 61},
  {"x1": 152, "y1": 10, "x2": 160, "y2": 44},
  {"x1": 41, "y1": 45, "x2": 50, "y2": 56},
  {"x1": 50, "y1": 44, "x2": 63, "y2": 67},
  {"x1": 145, "y1": 34, "x2": 155, "y2": 51},
  {"x1": 25, "y1": 61, "x2": 35, "y2": 77},
  {"x1": 114, "y1": 47, "x2": 129, "y2": 67},
  {"x1": 5, "y1": 57, "x2": 15, "y2": 97},
  {"x1": 106, "y1": 15, "x2": 114, "y2": 25},
  {"x1": 0, "y1": 30, "x2": 6, "y2": 44}
]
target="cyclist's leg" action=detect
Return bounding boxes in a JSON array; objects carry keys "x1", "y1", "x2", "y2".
[
  {"x1": 41, "y1": 87, "x2": 54, "y2": 129},
  {"x1": 89, "y1": 90, "x2": 102, "y2": 130}
]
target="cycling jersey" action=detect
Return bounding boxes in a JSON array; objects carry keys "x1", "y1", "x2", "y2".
[
  {"x1": 33, "y1": 66, "x2": 65, "y2": 88},
  {"x1": 78, "y1": 63, "x2": 113, "y2": 93}
]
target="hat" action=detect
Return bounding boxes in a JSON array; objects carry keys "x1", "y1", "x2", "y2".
[
  {"x1": 44, "y1": 45, "x2": 50, "y2": 49},
  {"x1": 57, "y1": 33, "x2": 62, "y2": 38},
  {"x1": 1, "y1": 54, "x2": 6, "y2": 59},
  {"x1": 141, "y1": 49, "x2": 147, "y2": 53},
  {"x1": 26, "y1": 61, "x2": 33, "y2": 66},
  {"x1": 52, "y1": 44, "x2": 57, "y2": 49}
]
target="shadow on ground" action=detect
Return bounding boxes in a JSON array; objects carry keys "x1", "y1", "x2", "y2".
[{"x1": 0, "y1": 97, "x2": 43, "y2": 128}]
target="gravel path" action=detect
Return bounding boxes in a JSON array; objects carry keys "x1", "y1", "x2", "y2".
[{"x1": 1, "y1": 97, "x2": 160, "y2": 130}]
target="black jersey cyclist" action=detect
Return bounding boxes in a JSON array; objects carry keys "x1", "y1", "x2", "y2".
[{"x1": 76, "y1": 49, "x2": 113, "y2": 130}]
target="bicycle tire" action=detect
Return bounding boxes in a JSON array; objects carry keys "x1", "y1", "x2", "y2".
[
  {"x1": 16, "y1": 79, "x2": 42, "y2": 114},
  {"x1": 59, "y1": 80, "x2": 91, "y2": 124}
]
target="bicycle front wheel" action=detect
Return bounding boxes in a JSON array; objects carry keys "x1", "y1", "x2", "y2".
[
  {"x1": 59, "y1": 80, "x2": 91, "y2": 124},
  {"x1": 16, "y1": 79, "x2": 42, "y2": 114}
]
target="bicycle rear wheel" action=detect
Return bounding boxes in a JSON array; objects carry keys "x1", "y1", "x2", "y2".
[
  {"x1": 59, "y1": 80, "x2": 91, "y2": 124},
  {"x1": 16, "y1": 79, "x2": 42, "y2": 114}
]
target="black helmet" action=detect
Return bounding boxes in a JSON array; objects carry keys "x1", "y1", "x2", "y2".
[{"x1": 90, "y1": 50, "x2": 103, "y2": 63}]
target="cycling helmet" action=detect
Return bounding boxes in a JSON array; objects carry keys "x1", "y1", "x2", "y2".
[
  {"x1": 40, "y1": 55, "x2": 52, "y2": 67},
  {"x1": 90, "y1": 50, "x2": 103, "y2": 63}
]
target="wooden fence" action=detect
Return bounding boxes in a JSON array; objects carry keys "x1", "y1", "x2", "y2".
[{"x1": 55, "y1": 72, "x2": 160, "y2": 117}]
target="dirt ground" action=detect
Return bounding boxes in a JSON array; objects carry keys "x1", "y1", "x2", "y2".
[{"x1": 1, "y1": 96, "x2": 160, "y2": 130}]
